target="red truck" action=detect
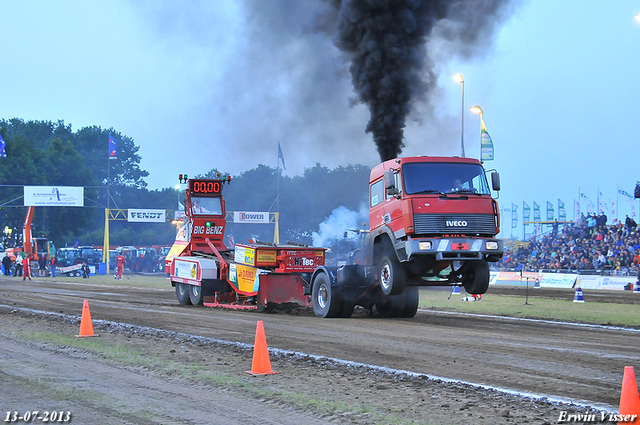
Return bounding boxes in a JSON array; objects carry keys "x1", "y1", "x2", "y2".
[
  {"x1": 166, "y1": 156, "x2": 503, "y2": 319},
  {"x1": 309, "y1": 156, "x2": 503, "y2": 318}
]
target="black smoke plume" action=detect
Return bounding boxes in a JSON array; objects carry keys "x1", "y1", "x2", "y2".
[{"x1": 331, "y1": 0, "x2": 514, "y2": 161}]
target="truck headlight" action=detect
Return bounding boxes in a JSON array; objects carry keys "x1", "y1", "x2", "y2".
[
  {"x1": 419, "y1": 241, "x2": 432, "y2": 250},
  {"x1": 486, "y1": 241, "x2": 499, "y2": 250}
]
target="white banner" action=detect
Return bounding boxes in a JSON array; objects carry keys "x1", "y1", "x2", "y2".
[
  {"x1": 128, "y1": 209, "x2": 166, "y2": 222},
  {"x1": 576, "y1": 275, "x2": 635, "y2": 291},
  {"x1": 539, "y1": 273, "x2": 576, "y2": 288},
  {"x1": 233, "y1": 211, "x2": 269, "y2": 224},
  {"x1": 24, "y1": 186, "x2": 84, "y2": 206}
]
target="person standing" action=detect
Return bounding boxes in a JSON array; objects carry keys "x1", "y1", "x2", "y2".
[
  {"x1": 22, "y1": 254, "x2": 31, "y2": 281},
  {"x1": 50, "y1": 255, "x2": 56, "y2": 277},
  {"x1": 39, "y1": 254, "x2": 47, "y2": 277},
  {"x1": 116, "y1": 253, "x2": 126, "y2": 280},
  {"x1": 2, "y1": 253, "x2": 12, "y2": 276}
]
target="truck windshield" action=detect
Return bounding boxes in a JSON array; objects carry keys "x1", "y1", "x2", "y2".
[
  {"x1": 402, "y1": 162, "x2": 491, "y2": 195},
  {"x1": 191, "y1": 197, "x2": 222, "y2": 215}
]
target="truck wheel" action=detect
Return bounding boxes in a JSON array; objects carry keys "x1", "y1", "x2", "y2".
[
  {"x1": 340, "y1": 301, "x2": 355, "y2": 318},
  {"x1": 378, "y1": 254, "x2": 406, "y2": 296},
  {"x1": 189, "y1": 284, "x2": 203, "y2": 305},
  {"x1": 312, "y1": 272, "x2": 342, "y2": 318},
  {"x1": 462, "y1": 260, "x2": 490, "y2": 294},
  {"x1": 175, "y1": 282, "x2": 192, "y2": 305},
  {"x1": 376, "y1": 292, "x2": 405, "y2": 318},
  {"x1": 402, "y1": 287, "x2": 419, "y2": 318}
]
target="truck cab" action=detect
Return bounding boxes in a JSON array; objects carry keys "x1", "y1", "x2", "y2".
[{"x1": 369, "y1": 156, "x2": 503, "y2": 295}]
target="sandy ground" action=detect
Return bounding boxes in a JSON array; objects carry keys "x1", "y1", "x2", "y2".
[{"x1": 1, "y1": 276, "x2": 638, "y2": 424}]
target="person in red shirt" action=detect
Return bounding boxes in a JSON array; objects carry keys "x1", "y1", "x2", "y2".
[
  {"x1": 22, "y1": 254, "x2": 32, "y2": 281},
  {"x1": 116, "y1": 254, "x2": 126, "y2": 280}
]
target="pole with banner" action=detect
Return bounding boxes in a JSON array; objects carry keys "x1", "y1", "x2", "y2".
[
  {"x1": 511, "y1": 203, "x2": 518, "y2": 239},
  {"x1": 523, "y1": 202, "x2": 530, "y2": 240},
  {"x1": 469, "y1": 106, "x2": 494, "y2": 162}
]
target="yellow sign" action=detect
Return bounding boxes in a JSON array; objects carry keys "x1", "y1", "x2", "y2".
[
  {"x1": 229, "y1": 263, "x2": 260, "y2": 294},
  {"x1": 256, "y1": 249, "x2": 277, "y2": 266}
]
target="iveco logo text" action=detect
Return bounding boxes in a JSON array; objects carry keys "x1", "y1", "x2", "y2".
[{"x1": 446, "y1": 220, "x2": 468, "y2": 227}]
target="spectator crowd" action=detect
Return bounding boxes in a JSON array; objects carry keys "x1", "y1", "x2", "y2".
[{"x1": 497, "y1": 213, "x2": 640, "y2": 276}]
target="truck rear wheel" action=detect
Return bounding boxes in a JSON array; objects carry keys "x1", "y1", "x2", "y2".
[
  {"x1": 312, "y1": 272, "x2": 342, "y2": 318},
  {"x1": 376, "y1": 292, "x2": 405, "y2": 318},
  {"x1": 175, "y1": 282, "x2": 192, "y2": 305},
  {"x1": 378, "y1": 254, "x2": 406, "y2": 296},
  {"x1": 189, "y1": 284, "x2": 203, "y2": 305},
  {"x1": 462, "y1": 260, "x2": 490, "y2": 294},
  {"x1": 402, "y1": 287, "x2": 419, "y2": 318}
]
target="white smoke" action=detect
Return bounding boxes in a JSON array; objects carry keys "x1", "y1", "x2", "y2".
[{"x1": 312, "y1": 205, "x2": 368, "y2": 248}]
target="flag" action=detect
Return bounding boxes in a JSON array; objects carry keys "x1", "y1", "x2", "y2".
[
  {"x1": 480, "y1": 117, "x2": 494, "y2": 161},
  {"x1": 618, "y1": 186, "x2": 633, "y2": 199},
  {"x1": 523, "y1": 202, "x2": 530, "y2": 221},
  {"x1": 511, "y1": 203, "x2": 518, "y2": 228},
  {"x1": 546, "y1": 201, "x2": 554, "y2": 221},
  {"x1": 580, "y1": 192, "x2": 594, "y2": 212},
  {"x1": 0, "y1": 133, "x2": 6, "y2": 158},
  {"x1": 558, "y1": 199, "x2": 566, "y2": 221},
  {"x1": 277, "y1": 141, "x2": 286, "y2": 170},
  {"x1": 109, "y1": 133, "x2": 118, "y2": 158},
  {"x1": 533, "y1": 202, "x2": 541, "y2": 221}
]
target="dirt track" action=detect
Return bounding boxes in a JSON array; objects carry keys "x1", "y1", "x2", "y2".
[{"x1": 1, "y1": 276, "x2": 638, "y2": 424}]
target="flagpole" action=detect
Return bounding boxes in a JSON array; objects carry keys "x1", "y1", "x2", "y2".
[{"x1": 616, "y1": 186, "x2": 620, "y2": 222}]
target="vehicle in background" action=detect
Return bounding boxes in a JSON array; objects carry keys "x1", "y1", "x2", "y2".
[
  {"x1": 56, "y1": 246, "x2": 103, "y2": 267},
  {"x1": 129, "y1": 246, "x2": 161, "y2": 272}
]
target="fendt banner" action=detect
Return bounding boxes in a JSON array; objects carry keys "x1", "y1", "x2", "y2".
[
  {"x1": 128, "y1": 209, "x2": 166, "y2": 223},
  {"x1": 24, "y1": 186, "x2": 84, "y2": 206}
]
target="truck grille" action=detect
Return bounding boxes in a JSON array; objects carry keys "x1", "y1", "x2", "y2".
[{"x1": 413, "y1": 213, "x2": 496, "y2": 235}]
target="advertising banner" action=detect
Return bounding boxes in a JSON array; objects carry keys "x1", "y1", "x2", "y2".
[
  {"x1": 24, "y1": 186, "x2": 84, "y2": 206},
  {"x1": 233, "y1": 211, "x2": 269, "y2": 224},
  {"x1": 174, "y1": 258, "x2": 199, "y2": 281},
  {"x1": 576, "y1": 275, "x2": 635, "y2": 290},
  {"x1": 539, "y1": 273, "x2": 576, "y2": 288},
  {"x1": 128, "y1": 209, "x2": 166, "y2": 222},
  {"x1": 228, "y1": 263, "x2": 263, "y2": 294}
]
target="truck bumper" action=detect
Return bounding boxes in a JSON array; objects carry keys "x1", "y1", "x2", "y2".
[{"x1": 402, "y1": 238, "x2": 503, "y2": 262}]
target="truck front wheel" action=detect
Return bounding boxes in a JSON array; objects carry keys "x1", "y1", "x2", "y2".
[
  {"x1": 402, "y1": 287, "x2": 419, "y2": 318},
  {"x1": 376, "y1": 292, "x2": 405, "y2": 318},
  {"x1": 462, "y1": 260, "x2": 490, "y2": 294},
  {"x1": 175, "y1": 282, "x2": 192, "y2": 305},
  {"x1": 378, "y1": 255, "x2": 406, "y2": 296},
  {"x1": 312, "y1": 272, "x2": 342, "y2": 318}
]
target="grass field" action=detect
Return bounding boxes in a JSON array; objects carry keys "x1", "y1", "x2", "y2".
[
  {"x1": 39, "y1": 273, "x2": 640, "y2": 328},
  {"x1": 420, "y1": 287, "x2": 640, "y2": 328}
]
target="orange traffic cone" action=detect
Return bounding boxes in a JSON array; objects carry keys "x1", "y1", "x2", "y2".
[
  {"x1": 619, "y1": 366, "x2": 640, "y2": 424},
  {"x1": 245, "y1": 320, "x2": 277, "y2": 375},
  {"x1": 76, "y1": 299, "x2": 98, "y2": 337}
]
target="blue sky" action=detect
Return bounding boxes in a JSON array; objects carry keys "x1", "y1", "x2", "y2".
[{"x1": 1, "y1": 1, "x2": 639, "y2": 236}]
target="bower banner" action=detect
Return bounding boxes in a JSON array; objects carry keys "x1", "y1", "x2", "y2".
[{"x1": 233, "y1": 211, "x2": 269, "y2": 224}]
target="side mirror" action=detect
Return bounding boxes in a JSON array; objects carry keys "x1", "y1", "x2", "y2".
[
  {"x1": 491, "y1": 172, "x2": 501, "y2": 191},
  {"x1": 383, "y1": 170, "x2": 395, "y2": 190},
  {"x1": 384, "y1": 170, "x2": 399, "y2": 196}
]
